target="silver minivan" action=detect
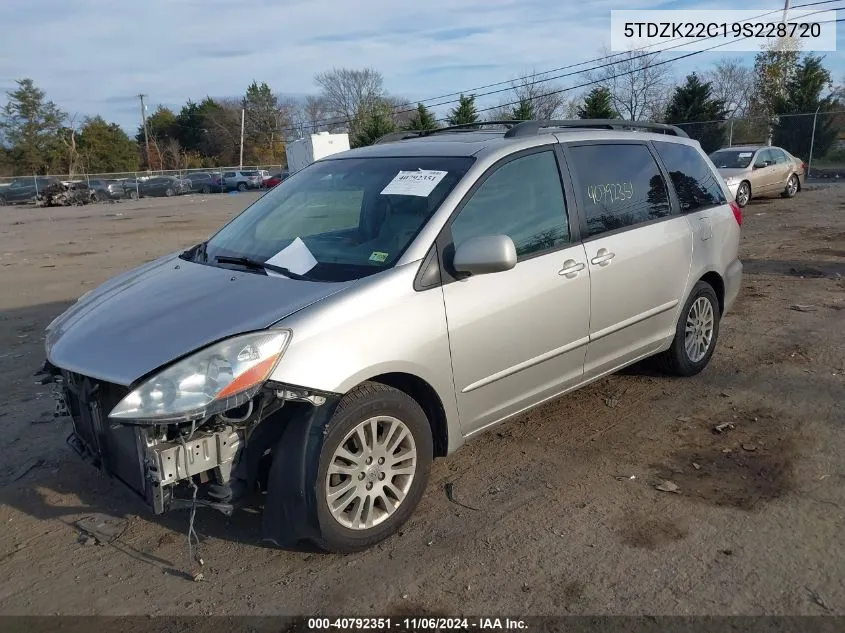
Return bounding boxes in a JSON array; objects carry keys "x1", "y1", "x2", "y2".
[{"x1": 42, "y1": 120, "x2": 742, "y2": 553}]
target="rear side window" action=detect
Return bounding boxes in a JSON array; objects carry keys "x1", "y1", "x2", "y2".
[
  {"x1": 653, "y1": 141, "x2": 726, "y2": 213},
  {"x1": 770, "y1": 148, "x2": 789, "y2": 164},
  {"x1": 567, "y1": 143, "x2": 671, "y2": 238},
  {"x1": 450, "y1": 150, "x2": 570, "y2": 258}
]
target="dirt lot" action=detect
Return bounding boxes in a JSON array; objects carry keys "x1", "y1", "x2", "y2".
[{"x1": 0, "y1": 186, "x2": 843, "y2": 616}]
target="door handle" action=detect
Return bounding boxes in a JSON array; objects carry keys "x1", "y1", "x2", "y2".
[
  {"x1": 590, "y1": 249, "x2": 615, "y2": 266},
  {"x1": 559, "y1": 260, "x2": 585, "y2": 278}
]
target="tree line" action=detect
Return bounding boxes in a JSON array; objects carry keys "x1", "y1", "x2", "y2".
[{"x1": 1, "y1": 45, "x2": 841, "y2": 177}]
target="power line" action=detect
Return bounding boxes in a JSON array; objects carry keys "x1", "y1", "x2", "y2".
[{"x1": 149, "y1": 2, "x2": 845, "y2": 138}]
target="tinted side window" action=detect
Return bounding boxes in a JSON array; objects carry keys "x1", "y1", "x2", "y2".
[
  {"x1": 755, "y1": 150, "x2": 771, "y2": 166},
  {"x1": 223, "y1": 172, "x2": 235, "y2": 178},
  {"x1": 568, "y1": 143, "x2": 670, "y2": 238},
  {"x1": 653, "y1": 141, "x2": 726, "y2": 213},
  {"x1": 771, "y1": 148, "x2": 789, "y2": 164},
  {"x1": 450, "y1": 150, "x2": 569, "y2": 258}
]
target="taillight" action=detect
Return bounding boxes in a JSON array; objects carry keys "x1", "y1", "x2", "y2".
[{"x1": 729, "y1": 201, "x2": 742, "y2": 226}]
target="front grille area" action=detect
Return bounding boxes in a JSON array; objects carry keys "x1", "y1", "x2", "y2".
[{"x1": 61, "y1": 371, "x2": 147, "y2": 496}]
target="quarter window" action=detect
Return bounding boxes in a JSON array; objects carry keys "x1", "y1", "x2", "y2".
[
  {"x1": 653, "y1": 141, "x2": 726, "y2": 213},
  {"x1": 450, "y1": 151, "x2": 569, "y2": 258},
  {"x1": 568, "y1": 143, "x2": 671, "y2": 238}
]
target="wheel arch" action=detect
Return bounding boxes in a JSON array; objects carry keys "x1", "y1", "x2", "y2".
[
  {"x1": 357, "y1": 372, "x2": 449, "y2": 458},
  {"x1": 699, "y1": 270, "x2": 725, "y2": 315}
]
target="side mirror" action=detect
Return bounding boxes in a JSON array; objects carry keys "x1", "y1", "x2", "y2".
[{"x1": 453, "y1": 235, "x2": 517, "y2": 276}]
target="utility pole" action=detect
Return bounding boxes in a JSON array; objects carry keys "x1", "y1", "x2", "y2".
[
  {"x1": 239, "y1": 108, "x2": 245, "y2": 170},
  {"x1": 138, "y1": 94, "x2": 150, "y2": 170},
  {"x1": 781, "y1": 0, "x2": 790, "y2": 24}
]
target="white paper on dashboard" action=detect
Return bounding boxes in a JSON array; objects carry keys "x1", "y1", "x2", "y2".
[
  {"x1": 265, "y1": 237, "x2": 318, "y2": 277},
  {"x1": 380, "y1": 170, "x2": 448, "y2": 197},
  {"x1": 738, "y1": 152, "x2": 753, "y2": 158}
]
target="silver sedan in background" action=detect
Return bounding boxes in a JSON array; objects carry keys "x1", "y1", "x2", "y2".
[{"x1": 710, "y1": 145, "x2": 805, "y2": 207}]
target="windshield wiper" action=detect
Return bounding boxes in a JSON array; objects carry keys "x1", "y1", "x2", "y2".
[{"x1": 214, "y1": 255, "x2": 311, "y2": 280}]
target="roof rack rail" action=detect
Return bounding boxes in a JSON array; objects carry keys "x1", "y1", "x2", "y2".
[
  {"x1": 374, "y1": 120, "x2": 524, "y2": 144},
  {"x1": 503, "y1": 119, "x2": 689, "y2": 139}
]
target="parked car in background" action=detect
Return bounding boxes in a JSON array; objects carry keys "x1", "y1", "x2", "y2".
[
  {"x1": 183, "y1": 172, "x2": 223, "y2": 194},
  {"x1": 263, "y1": 169, "x2": 289, "y2": 188},
  {"x1": 709, "y1": 145, "x2": 805, "y2": 207},
  {"x1": 85, "y1": 179, "x2": 127, "y2": 201},
  {"x1": 222, "y1": 170, "x2": 262, "y2": 191},
  {"x1": 0, "y1": 177, "x2": 59, "y2": 205},
  {"x1": 122, "y1": 176, "x2": 191, "y2": 199}
]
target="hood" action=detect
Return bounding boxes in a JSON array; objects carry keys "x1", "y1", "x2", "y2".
[
  {"x1": 46, "y1": 253, "x2": 353, "y2": 385},
  {"x1": 715, "y1": 167, "x2": 751, "y2": 179}
]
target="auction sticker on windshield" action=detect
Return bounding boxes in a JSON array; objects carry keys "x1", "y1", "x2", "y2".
[
  {"x1": 381, "y1": 170, "x2": 448, "y2": 197},
  {"x1": 738, "y1": 152, "x2": 753, "y2": 158}
]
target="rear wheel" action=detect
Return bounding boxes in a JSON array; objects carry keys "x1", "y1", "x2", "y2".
[
  {"x1": 128, "y1": 190, "x2": 138, "y2": 200},
  {"x1": 237, "y1": 182, "x2": 247, "y2": 192},
  {"x1": 735, "y1": 181, "x2": 751, "y2": 207},
  {"x1": 657, "y1": 281, "x2": 721, "y2": 377},
  {"x1": 782, "y1": 174, "x2": 799, "y2": 198},
  {"x1": 312, "y1": 382, "x2": 433, "y2": 553},
  {"x1": 164, "y1": 187, "x2": 174, "y2": 197}
]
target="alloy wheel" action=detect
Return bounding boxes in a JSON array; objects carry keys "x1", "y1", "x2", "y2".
[
  {"x1": 684, "y1": 296, "x2": 715, "y2": 363},
  {"x1": 325, "y1": 416, "x2": 417, "y2": 530}
]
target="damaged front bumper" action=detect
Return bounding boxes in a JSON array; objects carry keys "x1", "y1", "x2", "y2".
[{"x1": 44, "y1": 362, "x2": 337, "y2": 523}]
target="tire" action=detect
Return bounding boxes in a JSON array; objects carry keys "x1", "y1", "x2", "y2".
[
  {"x1": 92, "y1": 191, "x2": 102, "y2": 202},
  {"x1": 128, "y1": 190, "x2": 138, "y2": 200},
  {"x1": 782, "y1": 174, "x2": 799, "y2": 198},
  {"x1": 312, "y1": 382, "x2": 433, "y2": 553},
  {"x1": 237, "y1": 182, "x2": 247, "y2": 192},
  {"x1": 0, "y1": 196, "x2": 7, "y2": 206},
  {"x1": 164, "y1": 187, "x2": 174, "y2": 197},
  {"x1": 735, "y1": 181, "x2": 751, "y2": 207},
  {"x1": 656, "y1": 281, "x2": 721, "y2": 377},
  {"x1": 201, "y1": 185, "x2": 211, "y2": 194}
]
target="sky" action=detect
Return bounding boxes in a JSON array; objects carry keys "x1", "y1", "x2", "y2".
[{"x1": 0, "y1": 0, "x2": 842, "y2": 133}]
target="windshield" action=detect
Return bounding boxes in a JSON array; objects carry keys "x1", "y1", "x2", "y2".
[
  {"x1": 709, "y1": 150, "x2": 755, "y2": 169},
  {"x1": 193, "y1": 155, "x2": 475, "y2": 282}
]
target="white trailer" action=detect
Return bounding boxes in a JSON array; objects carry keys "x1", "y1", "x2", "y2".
[{"x1": 285, "y1": 132, "x2": 350, "y2": 174}]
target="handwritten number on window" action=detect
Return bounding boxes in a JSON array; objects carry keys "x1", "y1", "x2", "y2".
[{"x1": 587, "y1": 182, "x2": 634, "y2": 205}]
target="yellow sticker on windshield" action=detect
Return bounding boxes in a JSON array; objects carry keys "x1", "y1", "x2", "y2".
[{"x1": 369, "y1": 251, "x2": 388, "y2": 263}]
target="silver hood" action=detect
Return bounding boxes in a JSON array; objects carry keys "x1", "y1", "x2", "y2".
[{"x1": 46, "y1": 252, "x2": 353, "y2": 385}]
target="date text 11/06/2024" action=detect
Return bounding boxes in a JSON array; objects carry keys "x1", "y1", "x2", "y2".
[{"x1": 306, "y1": 617, "x2": 529, "y2": 630}]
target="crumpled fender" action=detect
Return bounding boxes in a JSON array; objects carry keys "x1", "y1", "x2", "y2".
[{"x1": 260, "y1": 396, "x2": 340, "y2": 548}]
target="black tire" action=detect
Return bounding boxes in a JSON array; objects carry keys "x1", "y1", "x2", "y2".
[
  {"x1": 735, "y1": 181, "x2": 751, "y2": 207},
  {"x1": 782, "y1": 173, "x2": 799, "y2": 198},
  {"x1": 237, "y1": 182, "x2": 247, "y2": 192},
  {"x1": 656, "y1": 281, "x2": 721, "y2": 377},
  {"x1": 312, "y1": 382, "x2": 433, "y2": 553},
  {"x1": 164, "y1": 187, "x2": 174, "y2": 197},
  {"x1": 0, "y1": 196, "x2": 7, "y2": 206},
  {"x1": 128, "y1": 190, "x2": 138, "y2": 200},
  {"x1": 201, "y1": 185, "x2": 211, "y2": 194}
]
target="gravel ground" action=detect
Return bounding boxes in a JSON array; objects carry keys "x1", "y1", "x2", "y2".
[{"x1": 0, "y1": 186, "x2": 843, "y2": 616}]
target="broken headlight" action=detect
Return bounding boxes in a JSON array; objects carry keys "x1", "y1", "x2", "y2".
[{"x1": 109, "y1": 330, "x2": 291, "y2": 424}]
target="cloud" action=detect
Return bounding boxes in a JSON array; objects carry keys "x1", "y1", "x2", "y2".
[{"x1": 0, "y1": 0, "x2": 841, "y2": 131}]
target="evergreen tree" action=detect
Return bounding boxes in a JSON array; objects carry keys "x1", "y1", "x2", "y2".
[
  {"x1": 0, "y1": 78, "x2": 66, "y2": 173},
  {"x1": 511, "y1": 98, "x2": 534, "y2": 121},
  {"x1": 773, "y1": 55, "x2": 839, "y2": 160},
  {"x1": 447, "y1": 94, "x2": 479, "y2": 126},
  {"x1": 406, "y1": 103, "x2": 439, "y2": 131},
  {"x1": 78, "y1": 116, "x2": 139, "y2": 172},
  {"x1": 354, "y1": 100, "x2": 397, "y2": 147},
  {"x1": 577, "y1": 87, "x2": 617, "y2": 119},
  {"x1": 665, "y1": 73, "x2": 727, "y2": 153}
]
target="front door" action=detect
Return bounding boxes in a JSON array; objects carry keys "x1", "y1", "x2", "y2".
[
  {"x1": 753, "y1": 149, "x2": 780, "y2": 193},
  {"x1": 563, "y1": 141, "x2": 693, "y2": 378},
  {"x1": 440, "y1": 149, "x2": 590, "y2": 436}
]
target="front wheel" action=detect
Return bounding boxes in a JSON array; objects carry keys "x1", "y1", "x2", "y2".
[
  {"x1": 313, "y1": 382, "x2": 433, "y2": 553},
  {"x1": 782, "y1": 174, "x2": 799, "y2": 198},
  {"x1": 164, "y1": 187, "x2": 174, "y2": 197},
  {"x1": 237, "y1": 182, "x2": 247, "y2": 192},
  {"x1": 128, "y1": 190, "x2": 138, "y2": 200},
  {"x1": 735, "y1": 181, "x2": 751, "y2": 207},
  {"x1": 657, "y1": 281, "x2": 721, "y2": 377}
]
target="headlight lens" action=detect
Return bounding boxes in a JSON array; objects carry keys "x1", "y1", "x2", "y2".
[{"x1": 109, "y1": 330, "x2": 290, "y2": 424}]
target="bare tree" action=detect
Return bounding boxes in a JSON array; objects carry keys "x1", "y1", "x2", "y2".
[
  {"x1": 582, "y1": 47, "x2": 673, "y2": 121},
  {"x1": 386, "y1": 96, "x2": 416, "y2": 128},
  {"x1": 702, "y1": 57, "x2": 754, "y2": 119},
  {"x1": 314, "y1": 67, "x2": 385, "y2": 127},
  {"x1": 485, "y1": 70, "x2": 567, "y2": 121}
]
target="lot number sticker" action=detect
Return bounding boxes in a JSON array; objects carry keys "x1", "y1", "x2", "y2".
[{"x1": 381, "y1": 170, "x2": 448, "y2": 197}]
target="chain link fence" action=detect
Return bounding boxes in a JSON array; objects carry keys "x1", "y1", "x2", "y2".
[{"x1": 674, "y1": 111, "x2": 845, "y2": 177}]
